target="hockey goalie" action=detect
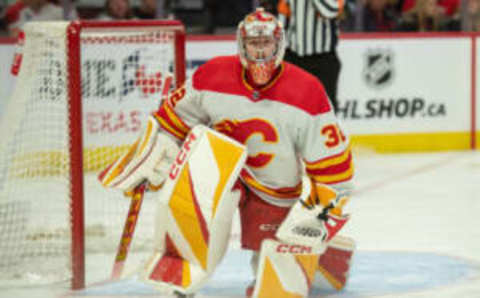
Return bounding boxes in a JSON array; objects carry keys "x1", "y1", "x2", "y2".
[{"x1": 99, "y1": 7, "x2": 355, "y2": 297}]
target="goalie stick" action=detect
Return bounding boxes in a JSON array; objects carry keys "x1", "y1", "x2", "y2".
[
  {"x1": 111, "y1": 182, "x2": 147, "y2": 280},
  {"x1": 110, "y1": 74, "x2": 173, "y2": 280}
]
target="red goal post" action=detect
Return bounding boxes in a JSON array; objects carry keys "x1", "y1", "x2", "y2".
[
  {"x1": 68, "y1": 20, "x2": 185, "y2": 290},
  {"x1": 0, "y1": 20, "x2": 185, "y2": 289}
]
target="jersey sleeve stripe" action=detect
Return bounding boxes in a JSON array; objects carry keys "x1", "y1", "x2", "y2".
[
  {"x1": 153, "y1": 112, "x2": 187, "y2": 140},
  {"x1": 304, "y1": 144, "x2": 351, "y2": 170},
  {"x1": 240, "y1": 169, "x2": 302, "y2": 199},
  {"x1": 309, "y1": 163, "x2": 353, "y2": 184},
  {"x1": 163, "y1": 101, "x2": 190, "y2": 134},
  {"x1": 306, "y1": 151, "x2": 352, "y2": 176},
  {"x1": 154, "y1": 102, "x2": 191, "y2": 140}
]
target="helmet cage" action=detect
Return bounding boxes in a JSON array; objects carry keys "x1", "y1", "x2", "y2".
[
  {"x1": 237, "y1": 8, "x2": 285, "y2": 85},
  {"x1": 242, "y1": 36, "x2": 278, "y2": 64}
]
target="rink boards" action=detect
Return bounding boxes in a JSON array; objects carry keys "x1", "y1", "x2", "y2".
[
  {"x1": 1, "y1": 34, "x2": 479, "y2": 152},
  {"x1": 186, "y1": 34, "x2": 478, "y2": 152}
]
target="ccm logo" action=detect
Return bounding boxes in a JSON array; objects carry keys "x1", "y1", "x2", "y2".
[
  {"x1": 169, "y1": 132, "x2": 197, "y2": 179},
  {"x1": 276, "y1": 244, "x2": 312, "y2": 254}
]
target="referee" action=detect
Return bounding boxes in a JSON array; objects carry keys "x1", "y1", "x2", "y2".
[{"x1": 276, "y1": 0, "x2": 343, "y2": 113}]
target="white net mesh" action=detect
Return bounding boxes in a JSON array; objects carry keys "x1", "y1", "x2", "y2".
[{"x1": 0, "y1": 21, "x2": 183, "y2": 286}]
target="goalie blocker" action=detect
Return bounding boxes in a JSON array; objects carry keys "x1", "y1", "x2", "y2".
[{"x1": 247, "y1": 181, "x2": 355, "y2": 297}]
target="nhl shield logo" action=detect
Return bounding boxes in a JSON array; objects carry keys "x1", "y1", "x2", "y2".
[{"x1": 363, "y1": 49, "x2": 394, "y2": 89}]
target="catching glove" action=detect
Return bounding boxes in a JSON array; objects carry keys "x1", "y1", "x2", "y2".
[{"x1": 98, "y1": 114, "x2": 180, "y2": 194}]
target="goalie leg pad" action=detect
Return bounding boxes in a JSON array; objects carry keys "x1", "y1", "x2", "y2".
[
  {"x1": 314, "y1": 235, "x2": 355, "y2": 291},
  {"x1": 250, "y1": 239, "x2": 320, "y2": 298},
  {"x1": 139, "y1": 125, "x2": 247, "y2": 294}
]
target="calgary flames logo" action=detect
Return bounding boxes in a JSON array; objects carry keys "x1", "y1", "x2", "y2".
[
  {"x1": 214, "y1": 118, "x2": 278, "y2": 168},
  {"x1": 213, "y1": 119, "x2": 239, "y2": 135}
]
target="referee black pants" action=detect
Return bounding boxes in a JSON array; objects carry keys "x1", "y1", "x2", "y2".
[{"x1": 284, "y1": 49, "x2": 341, "y2": 113}]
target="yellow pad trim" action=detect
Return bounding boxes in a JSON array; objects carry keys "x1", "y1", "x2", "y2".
[
  {"x1": 315, "y1": 184, "x2": 338, "y2": 208},
  {"x1": 257, "y1": 257, "x2": 303, "y2": 298},
  {"x1": 101, "y1": 139, "x2": 139, "y2": 186},
  {"x1": 312, "y1": 184, "x2": 348, "y2": 216},
  {"x1": 317, "y1": 265, "x2": 344, "y2": 290},
  {"x1": 206, "y1": 132, "x2": 245, "y2": 217},
  {"x1": 137, "y1": 120, "x2": 153, "y2": 157},
  {"x1": 182, "y1": 260, "x2": 191, "y2": 287},
  {"x1": 169, "y1": 164, "x2": 208, "y2": 270},
  {"x1": 295, "y1": 254, "x2": 320, "y2": 285}
]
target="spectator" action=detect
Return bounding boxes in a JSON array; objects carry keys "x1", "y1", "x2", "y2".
[
  {"x1": 203, "y1": 0, "x2": 220, "y2": 33},
  {"x1": 397, "y1": 0, "x2": 453, "y2": 31},
  {"x1": 338, "y1": 0, "x2": 358, "y2": 31},
  {"x1": 203, "y1": 0, "x2": 251, "y2": 34},
  {"x1": 277, "y1": 0, "x2": 343, "y2": 113},
  {"x1": 259, "y1": 0, "x2": 278, "y2": 14},
  {"x1": 0, "y1": 9, "x2": 7, "y2": 32},
  {"x1": 97, "y1": 0, "x2": 133, "y2": 20},
  {"x1": 134, "y1": 0, "x2": 159, "y2": 19},
  {"x1": 360, "y1": 0, "x2": 399, "y2": 31},
  {"x1": 401, "y1": 0, "x2": 459, "y2": 16},
  {"x1": 462, "y1": 0, "x2": 480, "y2": 30},
  {"x1": 58, "y1": 0, "x2": 79, "y2": 21},
  {"x1": 4, "y1": 0, "x2": 66, "y2": 38}
]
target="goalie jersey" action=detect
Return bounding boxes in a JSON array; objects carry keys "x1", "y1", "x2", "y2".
[{"x1": 154, "y1": 55, "x2": 353, "y2": 207}]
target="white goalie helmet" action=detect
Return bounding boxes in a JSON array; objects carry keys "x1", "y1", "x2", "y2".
[{"x1": 237, "y1": 7, "x2": 286, "y2": 85}]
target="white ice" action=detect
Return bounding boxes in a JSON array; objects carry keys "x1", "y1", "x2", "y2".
[{"x1": 1, "y1": 150, "x2": 479, "y2": 297}]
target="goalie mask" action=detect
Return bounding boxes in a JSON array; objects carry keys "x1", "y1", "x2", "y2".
[{"x1": 237, "y1": 8, "x2": 285, "y2": 86}]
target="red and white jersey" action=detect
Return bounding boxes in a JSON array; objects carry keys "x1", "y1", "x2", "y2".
[
  {"x1": 155, "y1": 55, "x2": 353, "y2": 207},
  {"x1": 5, "y1": 2, "x2": 64, "y2": 32}
]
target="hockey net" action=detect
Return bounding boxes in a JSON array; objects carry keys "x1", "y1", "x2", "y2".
[{"x1": 0, "y1": 20, "x2": 185, "y2": 289}]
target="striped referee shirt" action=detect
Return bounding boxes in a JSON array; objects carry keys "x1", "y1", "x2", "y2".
[{"x1": 277, "y1": 0, "x2": 344, "y2": 56}]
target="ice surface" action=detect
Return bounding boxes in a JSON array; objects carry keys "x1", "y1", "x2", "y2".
[{"x1": 1, "y1": 151, "x2": 479, "y2": 297}]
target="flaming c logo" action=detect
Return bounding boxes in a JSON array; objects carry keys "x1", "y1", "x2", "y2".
[{"x1": 214, "y1": 118, "x2": 278, "y2": 168}]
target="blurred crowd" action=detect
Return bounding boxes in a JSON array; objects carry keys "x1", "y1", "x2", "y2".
[
  {"x1": 339, "y1": 0, "x2": 468, "y2": 32},
  {"x1": 0, "y1": 0, "x2": 479, "y2": 38},
  {"x1": 268, "y1": 0, "x2": 478, "y2": 32}
]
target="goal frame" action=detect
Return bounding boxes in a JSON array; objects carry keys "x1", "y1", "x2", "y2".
[{"x1": 65, "y1": 20, "x2": 186, "y2": 289}]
